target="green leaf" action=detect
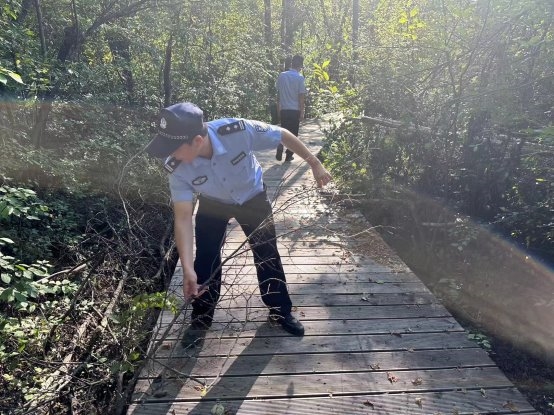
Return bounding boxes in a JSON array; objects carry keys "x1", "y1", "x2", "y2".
[
  {"x1": 0, "y1": 74, "x2": 7, "y2": 85},
  {"x1": 14, "y1": 291, "x2": 27, "y2": 303},
  {"x1": 7, "y1": 72, "x2": 23, "y2": 84},
  {"x1": 25, "y1": 284, "x2": 38, "y2": 298},
  {"x1": 0, "y1": 287, "x2": 15, "y2": 302},
  {"x1": 1, "y1": 274, "x2": 11, "y2": 284}
]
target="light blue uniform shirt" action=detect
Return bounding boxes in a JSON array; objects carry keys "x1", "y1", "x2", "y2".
[
  {"x1": 276, "y1": 69, "x2": 306, "y2": 111},
  {"x1": 167, "y1": 118, "x2": 282, "y2": 205}
]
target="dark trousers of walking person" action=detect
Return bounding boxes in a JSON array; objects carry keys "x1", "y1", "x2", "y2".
[
  {"x1": 191, "y1": 190, "x2": 292, "y2": 326},
  {"x1": 276, "y1": 109, "x2": 301, "y2": 161}
]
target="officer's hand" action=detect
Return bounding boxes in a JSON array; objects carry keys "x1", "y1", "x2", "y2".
[
  {"x1": 183, "y1": 271, "x2": 205, "y2": 301},
  {"x1": 312, "y1": 165, "x2": 332, "y2": 188}
]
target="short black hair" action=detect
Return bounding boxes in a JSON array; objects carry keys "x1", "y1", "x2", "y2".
[{"x1": 291, "y1": 55, "x2": 304, "y2": 69}]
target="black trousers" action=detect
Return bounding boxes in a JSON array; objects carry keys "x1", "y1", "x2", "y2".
[
  {"x1": 191, "y1": 189, "x2": 292, "y2": 325},
  {"x1": 277, "y1": 109, "x2": 301, "y2": 158}
]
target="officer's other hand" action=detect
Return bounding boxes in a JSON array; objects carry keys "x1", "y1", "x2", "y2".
[{"x1": 312, "y1": 165, "x2": 332, "y2": 188}]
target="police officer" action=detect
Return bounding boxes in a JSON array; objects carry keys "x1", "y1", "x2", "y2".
[
  {"x1": 145, "y1": 102, "x2": 332, "y2": 347},
  {"x1": 276, "y1": 54, "x2": 307, "y2": 162}
]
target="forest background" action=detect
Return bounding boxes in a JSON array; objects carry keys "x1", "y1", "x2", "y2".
[{"x1": 0, "y1": 0, "x2": 553, "y2": 414}]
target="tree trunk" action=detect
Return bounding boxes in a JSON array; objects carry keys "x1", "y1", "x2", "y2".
[
  {"x1": 350, "y1": 0, "x2": 359, "y2": 86},
  {"x1": 33, "y1": 0, "x2": 47, "y2": 57},
  {"x1": 163, "y1": 34, "x2": 173, "y2": 107},
  {"x1": 264, "y1": 0, "x2": 278, "y2": 122},
  {"x1": 281, "y1": 0, "x2": 296, "y2": 70},
  {"x1": 107, "y1": 33, "x2": 136, "y2": 106}
]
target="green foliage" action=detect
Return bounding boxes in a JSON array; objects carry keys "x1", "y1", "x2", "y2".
[
  {"x1": 0, "y1": 315, "x2": 57, "y2": 365},
  {"x1": 114, "y1": 291, "x2": 180, "y2": 326},
  {"x1": 0, "y1": 183, "x2": 84, "y2": 264},
  {"x1": 0, "y1": 186, "x2": 79, "y2": 313},
  {"x1": 0, "y1": 250, "x2": 58, "y2": 312},
  {"x1": 0, "y1": 176, "x2": 173, "y2": 411},
  {"x1": 468, "y1": 331, "x2": 492, "y2": 352},
  {"x1": 0, "y1": 185, "x2": 48, "y2": 221},
  {"x1": 307, "y1": 60, "x2": 362, "y2": 118},
  {"x1": 321, "y1": 121, "x2": 374, "y2": 193},
  {"x1": 536, "y1": 126, "x2": 554, "y2": 146},
  {"x1": 0, "y1": 66, "x2": 23, "y2": 86},
  {"x1": 130, "y1": 291, "x2": 180, "y2": 315},
  {"x1": 447, "y1": 217, "x2": 480, "y2": 253}
]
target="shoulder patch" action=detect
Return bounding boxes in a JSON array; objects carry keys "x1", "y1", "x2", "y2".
[
  {"x1": 252, "y1": 121, "x2": 270, "y2": 133},
  {"x1": 217, "y1": 120, "x2": 246, "y2": 135},
  {"x1": 231, "y1": 151, "x2": 247, "y2": 165},
  {"x1": 163, "y1": 157, "x2": 181, "y2": 173}
]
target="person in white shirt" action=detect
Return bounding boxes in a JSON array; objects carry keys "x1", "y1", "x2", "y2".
[{"x1": 275, "y1": 55, "x2": 307, "y2": 162}]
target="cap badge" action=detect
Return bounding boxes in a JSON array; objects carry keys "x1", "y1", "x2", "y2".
[{"x1": 160, "y1": 117, "x2": 167, "y2": 129}]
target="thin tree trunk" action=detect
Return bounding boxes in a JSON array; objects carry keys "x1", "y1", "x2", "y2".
[
  {"x1": 350, "y1": 0, "x2": 359, "y2": 86},
  {"x1": 163, "y1": 34, "x2": 173, "y2": 107},
  {"x1": 33, "y1": 0, "x2": 47, "y2": 57},
  {"x1": 281, "y1": 0, "x2": 295, "y2": 69},
  {"x1": 264, "y1": 0, "x2": 278, "y2": 122}
]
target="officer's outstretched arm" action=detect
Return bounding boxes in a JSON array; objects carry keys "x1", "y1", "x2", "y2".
[{"x1": 280, "y1": 128, "x2": 332, "y2": 188}]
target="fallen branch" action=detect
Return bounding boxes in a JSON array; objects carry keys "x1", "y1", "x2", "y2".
[{"x1": 356, "y1": 115, "x2": 433, "y2": 134}]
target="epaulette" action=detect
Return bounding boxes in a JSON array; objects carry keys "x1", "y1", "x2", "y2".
[
  {"x1": 217, "y1": 120, "x2": 246, "y2": 135},
  {"x1": 163, "y1": 157, "x2": 181, "y2": 173}
]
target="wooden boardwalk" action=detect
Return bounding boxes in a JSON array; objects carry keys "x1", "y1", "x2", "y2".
[{"x1": 128, "y1": 119, "x2": 538, "y2": 414}]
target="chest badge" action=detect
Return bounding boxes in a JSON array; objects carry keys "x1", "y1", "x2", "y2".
[
  {"x1": 192, "y1": 176, "x2": 208, "y2": 185},
  {"x1": 253, "y1": 122, "x2": 269, "y2": 132}
]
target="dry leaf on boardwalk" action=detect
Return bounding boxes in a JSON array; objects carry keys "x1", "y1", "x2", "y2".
[
  {"x1": 412, "y1": 377, "x2": 423, "y2": 385},
  {"x1": 503, "y1": 401, "x2": 518, "y2": 411},
  {"x1": 362, "y1": 400, "x2": 375, "y2": 409},
  {"x1": 387, "y1": 372, "x2": 398, "y2": 383}
]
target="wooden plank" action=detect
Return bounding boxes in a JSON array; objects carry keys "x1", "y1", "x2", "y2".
[
  {"x1": 137, "y1": 348, "x2": 494, "y2": 380},
  {"x1": 218, "y1": 254, "x2": 399, "y2": 269},
  {"x1": 153, "y1": 316, "x2": 464, "y2": 338},
  {"x1": 220, "y1": 246, "x2": 375, "y2": 260},
  {"x1": 168, "y1": 278, "x2": 434, "y2": 295},
  {"x1": 211, "y1": 304, "x2": 450, "y2": 320},
  {"x1": 173, "y1": 269, "x2": 425, "y2": 284},
  {"x1": 128, "y1": 387, "x2": 537, "y2": 415},
  {"x1": 132, "y1": 367, "x2": 515, "y2": 402},
  {"x1": 213, "y1": 292, "x2": 437, "y2": 307},
  {"x1": 155, "y1": 303, "x2": 452, "y2": 334},
  {"x1": 151, "y1": 331, "x2": 477, "y2": 359},
  {"x1": 156, "y1": 304, "x2": 451, "y2": 328},
  {"x1": 215, "y1": 262, "x2": 394, "y2": 274}
]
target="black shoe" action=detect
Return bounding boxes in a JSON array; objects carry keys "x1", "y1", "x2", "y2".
[
  {"x1": 268, "y1": 312, "x2": 304, "y2": 336},
  {"x1": 181, "y1": 321, "x2": 209, "y2": 348},
  {"x1": 284, "y1": 153, "x2": 294, "y2": 162},
  {"x1": 276, "y1": 144, "x2": 283, "y2": 161}
]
